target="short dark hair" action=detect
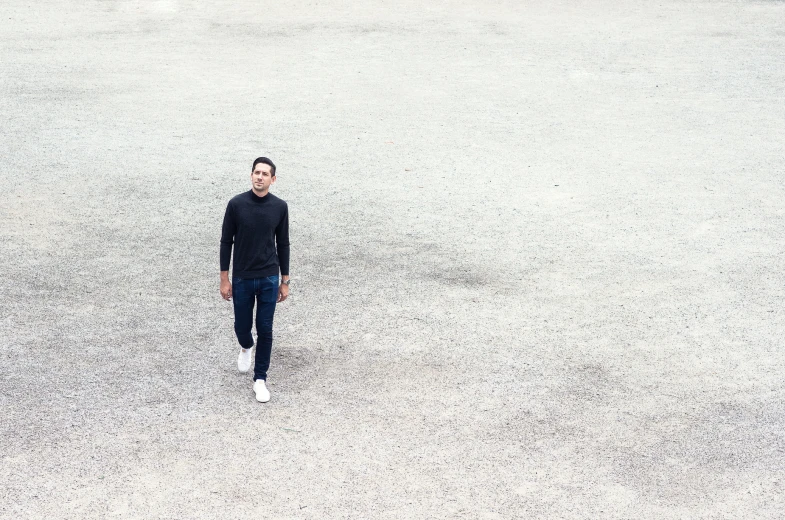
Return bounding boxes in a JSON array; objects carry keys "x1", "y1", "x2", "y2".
[{"x1": 252, "y1": 157, "x2": 276, "y2": 176}]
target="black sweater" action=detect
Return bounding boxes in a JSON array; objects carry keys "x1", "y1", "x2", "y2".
[{"x1": 220, "y1": 190, "x2": 290, "y2": 277}]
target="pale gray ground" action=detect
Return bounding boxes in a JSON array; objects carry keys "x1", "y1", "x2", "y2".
[{"x1": 1, "y1": 0, "x2": 784, "y2": 518}]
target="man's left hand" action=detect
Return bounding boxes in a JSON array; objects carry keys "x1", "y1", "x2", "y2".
[{"x1": 277, "y1": 283, "x2": 289, "y2": 303}]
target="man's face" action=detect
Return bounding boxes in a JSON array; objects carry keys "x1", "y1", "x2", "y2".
[{"x1": 251, "y1": 163, "x2": 275, "y2": 195}]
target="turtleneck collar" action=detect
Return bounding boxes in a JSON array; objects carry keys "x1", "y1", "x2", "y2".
[{"x1": 249, "y1": 189, "x2": 270, "y2": 202}]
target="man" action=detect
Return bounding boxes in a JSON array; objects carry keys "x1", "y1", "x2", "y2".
[{"x1": 220, "y1": 157, "x2": 290, "y2": 403}]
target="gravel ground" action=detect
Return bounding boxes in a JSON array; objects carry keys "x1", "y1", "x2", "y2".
[{"x1": 1, "y1": 1, "x2": 784, "y2": 518}]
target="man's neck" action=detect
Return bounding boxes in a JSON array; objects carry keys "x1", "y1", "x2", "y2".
[{"x1": 252, "y1": 188, "x2": 269, "y2": 198}]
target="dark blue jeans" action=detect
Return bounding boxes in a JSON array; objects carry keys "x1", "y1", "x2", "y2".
[{"x1": 232, "y1": 275, "x2": 278, "y2": 381}]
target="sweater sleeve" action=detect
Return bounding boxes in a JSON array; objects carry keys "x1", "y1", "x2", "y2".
[
  {"x1": 276, "y1": 203, "x2": 290, "y2": 276},
  {"x1": 219, "y1": 201, "x2": 236, "y2": 272}
]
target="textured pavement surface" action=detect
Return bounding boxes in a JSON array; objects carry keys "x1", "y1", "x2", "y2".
[{"x1": 1, "y1": 1, "x2": 784, "y2": 518}]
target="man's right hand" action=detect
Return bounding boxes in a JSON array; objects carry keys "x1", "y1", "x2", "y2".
[{"x1": 220, "y1": 279, "x2": 232, "y2": 301}]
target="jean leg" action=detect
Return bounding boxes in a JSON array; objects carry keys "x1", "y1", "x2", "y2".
[
  {"x1": 253, "y1": 276, "x2": 279, "y2": 381},
  {"x1": 232, "y1": 277, "x2": 255, "y2": 350}
]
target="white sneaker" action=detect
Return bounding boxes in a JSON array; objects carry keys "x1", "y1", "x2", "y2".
[
  {"x1": 253, "y1": 380, "x2": 271, "y2": 403},
  {"x1": 237, "y1": 347, "x2": 252, "y2": 373}
]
